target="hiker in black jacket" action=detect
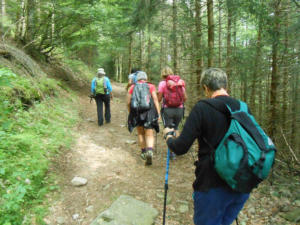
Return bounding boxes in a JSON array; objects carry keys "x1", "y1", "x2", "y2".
[{"x1": 163, "y1": 68, "x2": 250, "y2": 225}]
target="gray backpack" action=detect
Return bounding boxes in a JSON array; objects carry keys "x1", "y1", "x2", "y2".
[{"x1": 131, "y1": 83, "x2": 152, "y2": 112}]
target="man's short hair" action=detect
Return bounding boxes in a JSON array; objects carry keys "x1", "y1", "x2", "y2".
[{"x1": 200, "y1": 68, "x2": 228, "y2": 91}]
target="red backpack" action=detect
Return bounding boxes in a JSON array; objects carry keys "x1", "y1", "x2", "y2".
[{"x1": 164, "y1": 75, "x2": 185, "y2": 107}]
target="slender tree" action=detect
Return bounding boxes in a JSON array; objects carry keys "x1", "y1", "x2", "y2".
[
  {"x1": 250, "y1": 22, "x2": 262, "y2": 116},
  {"x1": 1, "y1": 0, "x2": 5, "y2": 33},
  {"x1": 281, "y1": 0, "x2": 290, "y2": 133},
  {"x1": 226, "y1": 0, "x2": 232, "y2": 87},
  {"x1": 25, "y1": 0, "x2": 37, "y2": 43},
  {"x1": 139, "y1": 30, "x2": 145, "y2": 70},
  {"x1": 207, "y1": 0, "x2": 214, "y2": 67},
  {"x1": 160, "y1": 13, "x2": 165, "y2": 72},
  {"x1": 268, "y1": 0, "x2": 281, "y2": 138},
  {"x1": 147, "y1": 29, "x2": 152, "y2": 78},
  {"x1": 218, "y1": 0, "x2": 222, "y2": 67},
  {"x1": 195, "y1": 0, "x2": 203, "y2": 93},
  {"x1": 173, "y1": 0, "x2": 178, "y2": 73},
  {"x1": 128, "y1": 33, "x2": 133, "y2": 75}
]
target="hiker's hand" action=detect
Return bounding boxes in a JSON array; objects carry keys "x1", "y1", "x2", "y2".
[
  {"x1": 163, "y1": 128, "x2": 175, "y2": 140},
  {"x1": 164, "y1": 127, "x2": 174, "y2": 134}
]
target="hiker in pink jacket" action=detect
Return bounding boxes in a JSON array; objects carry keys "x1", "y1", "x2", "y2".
[{"x1": 158, "y1": 66, "x2": 187, "y2": 159}]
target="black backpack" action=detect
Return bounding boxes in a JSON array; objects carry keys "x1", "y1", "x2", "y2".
[{"x1": 131, "y1": 83, "x2": 152, "y2": 112}]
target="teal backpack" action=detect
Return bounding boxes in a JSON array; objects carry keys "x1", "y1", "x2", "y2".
[{"x1": 203, "y1": 99, "x2": 276, "y2": 193}]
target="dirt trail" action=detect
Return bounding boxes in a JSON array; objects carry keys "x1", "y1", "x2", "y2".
[
  {"x1": 45, "y1": 82, "x2": 195, "y2": 225},
  {"x1": 45, "y1": 82, "x2": 288, "y2": 225}
]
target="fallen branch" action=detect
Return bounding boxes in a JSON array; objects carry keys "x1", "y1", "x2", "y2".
[{"x1": 280, "y1": 127, "x2": 299, "y2": 163}]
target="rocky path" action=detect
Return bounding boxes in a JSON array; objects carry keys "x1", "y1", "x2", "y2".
[
  {"x1": 45, "y1": 82, "x2": 195, "y2": 225},
  {"x1": 45, "y1": 82, "x2": 298, "y2": 225}
]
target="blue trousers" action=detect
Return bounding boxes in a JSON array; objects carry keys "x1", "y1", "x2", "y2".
[{"x1": 193, "y1": 187, "x2": 249, "y2": 225}]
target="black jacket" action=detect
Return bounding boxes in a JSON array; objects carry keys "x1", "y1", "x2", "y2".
[{"x1": 167, "y1": 95, "x2": 241, "y2": 191}]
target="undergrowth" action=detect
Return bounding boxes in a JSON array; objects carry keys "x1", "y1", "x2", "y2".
[{"x1": 0, "y1": 67, "x2": 79, "y2": 225}]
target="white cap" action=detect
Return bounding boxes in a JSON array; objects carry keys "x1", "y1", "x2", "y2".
[{"x1": 97, "y1": 68, "x2": 106, "y2": 75}]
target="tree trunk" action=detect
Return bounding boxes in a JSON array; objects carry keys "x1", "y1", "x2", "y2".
[
  {"x1": 160, "y1": 14, "x2": 164, "y2": 72},
  {"x1": 51, "y1": 6, "x2": 55, "y2": 44},
  {"x1": 25, "y1": 0, "x2": 37, "y2": 43},
  {"x1": 282, "y1": 1, "x2": 290, "y2": 133},
  {"x1": 173, "y1": 0, "x2": 178, "y2": 73},
  {"x1": 18, "y1": 0, "x2": 26, "y2": 40},
  {"x1": 1, "y1": 0, "x2": 5, "y2": 17},
  {"x1": 1, "y1": 0, "x2": 5, "y2": 22},
  {"x1": 250, "y1": 22, "x2": 262, "y2": 116},
  {"x1": 218, "y1": 1, "x2": 222, "y2": 67},
  {"x1": 36, "y1": 0, "x2": 41, "y2": 22},
  {"x1": 147, "y1": 31, "x2": 152, "y2": 79},
  {"x1": 128, "y1": 33, "x2": 133, "y2": 75},
  {"x1": 243, "y1": 71, "x2": 248, "y2": 101},
  {"x1": 195, "y1": 0, "x2": 203, "y2": 93},
  {"x1": 290, "y1": 68, "x2": 299, "y2": 147},
  {"x1": 258, "y1": 77, "x2": 263, "y2": 124},
  {"x1": 119, "y1": 55, "x2": 123, "y2": 83},
  {"x1": 0, "y1": 0, "x2": 5, "y2": 34},
  {"x1": 115, "y1": 57, "x2": 119, "y2": 81},
  {"x1": 207, "y1": 0, "x2": 214, "y2": 67},
  {"x1": 226, "y1": 0, "x2": 232, "y2": 88},
  {"x1": 266, "y1": 65, "x2": 271, "y2": 125},
  {"x1": 139, "y1": 30, "x2": 144, "y2": 70},
  {"x1": 268, "y1": 0, "x2": 281, "y2": 138}
]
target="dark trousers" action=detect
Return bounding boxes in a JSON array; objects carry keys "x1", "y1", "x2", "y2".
[{"x1": 95, "y1": 94, "x2": 111, "y2": 126}]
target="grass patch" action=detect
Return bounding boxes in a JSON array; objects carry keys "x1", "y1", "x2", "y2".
[{"x1": 0, "y1": 67, "x2": 79, "y2": 225}]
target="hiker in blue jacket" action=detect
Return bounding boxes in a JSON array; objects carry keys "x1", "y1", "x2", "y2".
[
  {"x1": 163, "y1": 68, "x2": 250, "y2": 225},
  {"x1": 91, "y1": 68, "x2": 113, "y2": 126}
]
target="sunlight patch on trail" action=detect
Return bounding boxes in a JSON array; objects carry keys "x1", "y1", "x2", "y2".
[{"x1": 73, "y1": 134, "x2": 136, "y2": 175}]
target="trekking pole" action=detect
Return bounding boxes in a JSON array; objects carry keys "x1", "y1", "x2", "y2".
[
  {"x1": 155, "y1": 131, "x2": 158, "y2": 154},
  {"x1": 162, "y1": 122, "x2": 175, "y2": 225},
  {"x1": 89, "y1": 94, "x2": 94, "y2": 103},
  {"x1": 163, "y1": 144, "x2": 171, "y2": 225}
]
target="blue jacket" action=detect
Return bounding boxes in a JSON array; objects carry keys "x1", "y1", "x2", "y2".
[{"x1": 91, "y1": 76, "x2": 112, "y2": 95}]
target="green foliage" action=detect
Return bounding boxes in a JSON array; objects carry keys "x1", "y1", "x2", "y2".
[
  {"x1": 0, "y1": 67, "x2": 79, "y2": 224},
  {"x1": 62, "y1": 58, "x2": 94, "y2": 81},
  {"x1": 0, "y1": 68, "x2": 16, "y2": 87}
]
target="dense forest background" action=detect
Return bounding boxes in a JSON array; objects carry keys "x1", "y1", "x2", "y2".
[
  {"x1": 2, "y1": 0, "x2": 300, "y2": 151},
  {"x1": 0, "y1": 0, "x2": 300, "y2": 224}
]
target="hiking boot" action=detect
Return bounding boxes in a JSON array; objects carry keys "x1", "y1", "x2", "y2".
[
  {"x1": 140, "y1": 149, "x2": 146, "y2": 160},
  {"x1": 145, "y1": 149, "x2": 153, "y2": 165}
]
